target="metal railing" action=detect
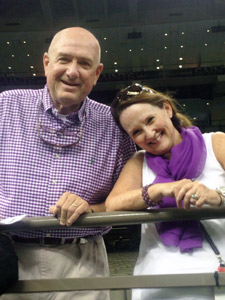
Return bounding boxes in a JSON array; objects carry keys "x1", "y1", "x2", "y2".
[{"x1": 1, "y1": 207, "x2": 225, "y2": 294}]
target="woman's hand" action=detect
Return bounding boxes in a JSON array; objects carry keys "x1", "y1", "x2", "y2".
[
  {"x1": 149, "y1": 179, "x2": 192, "y2": 203},
  {"x1": 150, "y1": 179, "x2": 221, "y2": 209},
  {"x1": 175, "y1": 180, "x2": 221, "y2": 209}
]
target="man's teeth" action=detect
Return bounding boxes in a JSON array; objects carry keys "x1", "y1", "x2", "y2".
[{"x1": 62, "y1": 80, "x2": 77, "y2": 86}]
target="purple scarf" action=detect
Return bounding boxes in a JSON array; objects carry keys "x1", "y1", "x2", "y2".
[{"x1": 145, "y1": 126, "x2": 207, "y2": 253}]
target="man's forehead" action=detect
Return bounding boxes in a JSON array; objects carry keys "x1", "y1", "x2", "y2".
[
  {"x1": 51, "y1": 38, "x2": 98, "y2": 55},
  {"x1": 56, "y1": 42, "x2": 97, "y2": 55},
  {"x1": 55, "y1": 50, "x2": 94, "y2": 61},
  {"x1": 51, "y1": 30, "x2": 98, "y2": 49},
  {"x1": 48, "y1": 28, "x2": 101, "y2": 64}
]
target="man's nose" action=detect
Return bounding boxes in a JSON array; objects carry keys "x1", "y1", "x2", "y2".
[{"x1": 66, "y1": 62, "x2": 79, "y2": 78}]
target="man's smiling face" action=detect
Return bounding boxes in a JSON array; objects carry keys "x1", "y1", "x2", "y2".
[{"x1": 43, "y1": 27, "x2": 103, "y2": 114}]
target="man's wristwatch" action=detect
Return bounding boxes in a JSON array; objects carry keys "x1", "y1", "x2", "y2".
[{"x1": 215, "y1": 186, "x2": 225, "y2": 206}]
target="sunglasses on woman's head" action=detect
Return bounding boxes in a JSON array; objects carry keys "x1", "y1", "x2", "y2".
[{"x1": 116, "y1": 83, "x2": 154, "y2": 103}]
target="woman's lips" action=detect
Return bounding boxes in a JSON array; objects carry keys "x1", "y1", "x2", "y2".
[{"x1": 149, "y1": 133, "x2": 162, "y2": 145}]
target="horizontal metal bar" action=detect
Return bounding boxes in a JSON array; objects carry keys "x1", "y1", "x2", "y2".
[
  {"x1": 7, "y1": 273, "x2": 225, "y2": 293},
  {"x1": 4, "y1": 209, "x2": 225, "y2": 295},
  {"x1": 1, "y1": 207, "x2": 225, "y2": 232}
]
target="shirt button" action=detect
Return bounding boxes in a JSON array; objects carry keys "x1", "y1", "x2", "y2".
[
  {"x1": 53, "y1": 180, "x2": 57, "y2": 184},
  {"x1": 56, "y1": 154, "x2": 60, "y2": 159}
]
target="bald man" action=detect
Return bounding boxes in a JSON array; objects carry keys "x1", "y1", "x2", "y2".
[{"x1": 0, "y1": 27, "x2": 136, "y2": 300}]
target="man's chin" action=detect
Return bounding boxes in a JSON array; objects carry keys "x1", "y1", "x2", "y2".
[
  {"x1": 54, "y1": 95, "x2": 83, "y2": 113},
  {"x1": 58, "y1": 91, "x2": 80, "y2": 102}
]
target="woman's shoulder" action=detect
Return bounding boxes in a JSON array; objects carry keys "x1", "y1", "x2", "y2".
[
  {"x1": 202, "y1": 131, "x2": 225, "y2": 146},
  {"x1": 125, "y1": 150, "x2": 145, "y2": 168},
  {"x1": 132, "y1": 150, "x2": 145, "y2": 161},
  {"x1": 211, "y1": 132, "x2": 225, "y2": 169},
  {"x1": 211, "y1": 131, "x2": 225, "y2": 138},
  {"x1": 211, "y1": 131, "x2": 225, "y2": 147}
]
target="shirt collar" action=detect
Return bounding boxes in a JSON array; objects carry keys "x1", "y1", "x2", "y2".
[{"x1": 42, "y1": 85, "x2": 87, "y2": 123}]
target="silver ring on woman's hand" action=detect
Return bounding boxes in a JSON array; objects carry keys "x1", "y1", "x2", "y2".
[
  {"x1": 71, "y1": 202, "x2": 78, "y2": 207},
  {"x1": 191, "y1": 194, "x2": 198, "y2": 200}
]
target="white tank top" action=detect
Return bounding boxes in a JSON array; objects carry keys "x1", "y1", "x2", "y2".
[{"x1": 134, "y1": 132, "x2": 225, "y2": 277}]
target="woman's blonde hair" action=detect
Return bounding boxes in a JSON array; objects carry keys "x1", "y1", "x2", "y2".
[{"x1": 111, "y1": 84, "x2": 193, "y2": 132}]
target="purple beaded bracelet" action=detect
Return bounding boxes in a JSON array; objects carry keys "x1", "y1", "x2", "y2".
[{"x1": 142, "y1": 184, "x2": 158, "y2": 207}]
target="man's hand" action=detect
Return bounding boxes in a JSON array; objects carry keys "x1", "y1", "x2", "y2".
[{"x1": 49, "y1": 192, "x2": 92, "y2": 226}]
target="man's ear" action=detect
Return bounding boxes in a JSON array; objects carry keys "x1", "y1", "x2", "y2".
[
  {"x1": 43, "y1": 52, "x2": 49, "y2": 77},
  {"x1": 93, "y1": 63, "x2": 103, "y2": 86}
]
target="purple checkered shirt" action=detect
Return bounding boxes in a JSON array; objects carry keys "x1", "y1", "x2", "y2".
[{"x1": 0, "y1": 85, "x2": 136, "y2": 238}]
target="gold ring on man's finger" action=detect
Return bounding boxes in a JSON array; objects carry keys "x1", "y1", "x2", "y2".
[
  {"x1": 71, "y1": 202, "x2": 78, "y2": 207},
  {"x1": 191, "y1": 194, "x2": 199, "y2": 200}
]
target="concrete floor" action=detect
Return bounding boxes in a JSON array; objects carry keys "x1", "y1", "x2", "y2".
[
  {"x1": 104, "y1": 225, "x2": 140, "y2": 299},
  {"x1": 108, "y1": 251, "x2": 139, "y2": 300},
  {"x1": 108, "y1": 251, "x2": 138, "y2": 276}
]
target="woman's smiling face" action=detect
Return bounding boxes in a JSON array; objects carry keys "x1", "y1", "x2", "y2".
[{"x1": 119, "y1": 102, "x2": 182, "y2": 158}]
